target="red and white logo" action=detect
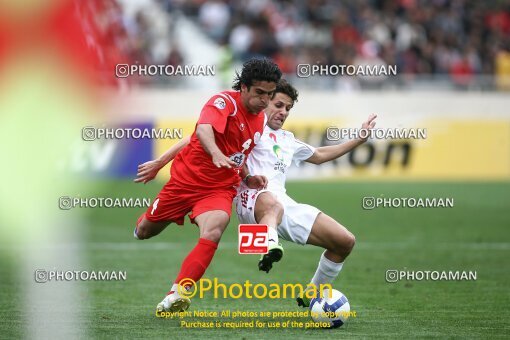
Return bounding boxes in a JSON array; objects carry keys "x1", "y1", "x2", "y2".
[
  {"x1": 254, "y1": 131, "x2": 261, "y2": 144},
  {"x1": 269, "y1": 133, "x2": 277, "y2": 143},
  {"x1": 213, "y1": 97, "x2": 226, "y2": 110},
  {"x1": 229, "y1": 152, "x2": 246, "y2": 168},
  {"x1": 238, "y1": 224, "x2": 268, "y2": 254}
]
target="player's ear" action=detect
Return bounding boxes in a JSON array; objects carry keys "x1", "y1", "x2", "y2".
[{"x1": 240, "y1": 83, "x2": 247, "y2": 93}]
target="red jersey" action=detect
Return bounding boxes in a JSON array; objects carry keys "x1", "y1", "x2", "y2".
[{"x1": 170, "y1": 91, "x2": 266, "y2": 190}]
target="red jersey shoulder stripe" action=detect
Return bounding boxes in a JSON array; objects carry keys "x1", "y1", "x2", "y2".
[{"x1": 218, "y1": 92, "x2": 238, "y2": 117}]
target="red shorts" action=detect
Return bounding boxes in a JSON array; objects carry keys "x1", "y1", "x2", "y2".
[{"x1": 144, "y1": 180, "x2": 237, "y2": 225}]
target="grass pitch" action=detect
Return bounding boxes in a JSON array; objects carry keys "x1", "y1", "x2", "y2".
[{"x1": 2, "y1": 181, "x2": 509, "y2": 338}]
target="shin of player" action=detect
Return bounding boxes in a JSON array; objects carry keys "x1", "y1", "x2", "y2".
[
  {"x1": 253, "y1": 191, "x2": 284, "y2": 272},
  {"x1": 306, "y1": 213, "x2": 356, "y2": 293}
]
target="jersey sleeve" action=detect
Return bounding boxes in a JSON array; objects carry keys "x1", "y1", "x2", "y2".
[
  {"x1": 292, "y1": 136, "x2": 316, "y2": 166},
  {"x1": 197, "y1": 94, "x2": 235, "y2": 134}
]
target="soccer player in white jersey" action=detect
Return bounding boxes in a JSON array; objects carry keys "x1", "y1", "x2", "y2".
[{"x1": 233, "y1": 79, "x2": 377, "y2": 306}]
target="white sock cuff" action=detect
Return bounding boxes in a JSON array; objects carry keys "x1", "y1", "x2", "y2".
[
  {"x1": 319, "y1": 251, "x2": 344, "y2": 277},
  {"x1": 268, "y1": 226, "x2": 278, "y2": 243}
]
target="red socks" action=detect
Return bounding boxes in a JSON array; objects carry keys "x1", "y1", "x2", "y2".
[{"x1": 175, "y1": 238, "x2": 219, "y2": 289}]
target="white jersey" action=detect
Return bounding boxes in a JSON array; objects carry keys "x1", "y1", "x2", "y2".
[{"x1": 245, "y1": 125, "x2": 316, "y2": 193}]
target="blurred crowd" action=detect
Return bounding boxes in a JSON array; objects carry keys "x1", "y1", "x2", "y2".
[
  {"x1": 78, "y1": 0, "x2": 510, "y2": 90},
  {"x1": 76, "y1": 0, "x2": 184, "y2": 86},
  {"x1": 187, "y1": 0, "x2": 510, "y2": 90}
]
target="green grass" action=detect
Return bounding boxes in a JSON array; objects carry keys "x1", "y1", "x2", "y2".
[
  {"x1": 3, "y1": 181, "x2": 510, "y2": 338},
  {"x1": 0, "y1": 250, "x2": 23, "y2": 339}
]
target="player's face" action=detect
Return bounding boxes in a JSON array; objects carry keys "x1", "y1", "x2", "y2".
[
  {"x1": 240, "y1": 81, "x2": 276, "y2": 114},
  {"x1": 265, "y1": 92, "x2": 294, "y2": 130}
]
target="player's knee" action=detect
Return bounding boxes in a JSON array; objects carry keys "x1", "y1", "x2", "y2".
[
  {"x1": 345, "y1": 232, "x2": 356, "y2": 252},
  {"x1": 270, "y1": 200, "x2": 284, "y2": 222},
  {"x1": 201, "y1": 227, "x2": 225, "y2": 243},
  {"x1": 257, "y1": 194, "x2": 284, "y2": 221},
  {"x1": 135, "y1": 225, "x2": 150, "y2": 240},
  {"x1": 332, "y1": 231, "x2": 355, "y2": 257},
  {"x1": 200, "y1": 215, "x2": 229, "y2": 242}
]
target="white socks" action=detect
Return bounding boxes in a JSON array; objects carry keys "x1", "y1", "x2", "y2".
[
  {"x1": 268, "y1": 227, "x2": 279, "y2": 245},
  {"x1": 310, "y1": 251, "x2": 344, "y2": 287},
  {"x1": 170, "y1": 283, "x2": 179, "y2": 293}
]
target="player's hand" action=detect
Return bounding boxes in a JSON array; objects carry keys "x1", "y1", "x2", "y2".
[
  {"x1": 212, "y1": 152, "x2": 236, "y2": 169},
  {"x1": 360, "y1": 113, "x2": 377, "y2": 142},
  {"x1": 246, "y1": 175, "x2": 268, "y2": 190},
  {"x1": 134, "y1": 159, "x2": 164, "y2": 184}
]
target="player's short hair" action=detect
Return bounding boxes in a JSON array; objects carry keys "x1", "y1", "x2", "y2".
[
  {"x1": 274, "y1": 79, "x2": 299, "y2": 103},
  {"x1": 232, "y1": 58, "x2": 282, "y2": 91}
]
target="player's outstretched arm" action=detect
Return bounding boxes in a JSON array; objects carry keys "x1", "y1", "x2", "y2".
[
  {"x1": 306, "y1": 114, "x2": 377, "y2": 165},
  {"x1": 134, "y1": 135, "x2": 191, "y2": 183},
  {"x1": 196, "y1": 124, "x2": 236, "y2": 168}
]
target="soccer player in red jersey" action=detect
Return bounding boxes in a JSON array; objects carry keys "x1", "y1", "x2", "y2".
[{"x1": 133, "y1": 58, "x2": 282, "y2": 313}]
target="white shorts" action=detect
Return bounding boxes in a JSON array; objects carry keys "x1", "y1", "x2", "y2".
[{"x1": 234, "y1": 187, "x2": 321, "y2": 245}]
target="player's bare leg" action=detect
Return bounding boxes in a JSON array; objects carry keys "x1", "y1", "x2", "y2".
[
  {"x1": 195, "y1": 210, "x2": 230, "y2": 243},
  {"x1": 296, "y1": 212, "x2": 355, "y2": 307},
  {"x1": 306, "y1": 213, "x2": 355, "y2": 262},
  {"x1": 254, "y1": 192, "x2": 284, "y2": 273},
  {"x1": 133, "y1": 213, "x2": 191, "y2": 312},
  {"x1": 157, "y1": 210, "x2": 229, "y2": 312},
  {"x1": 134, "y1": 214, "x2": 171, "y2": 240}
]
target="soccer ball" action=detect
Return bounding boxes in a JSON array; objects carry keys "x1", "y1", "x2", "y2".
[{"x1": 309, "y1": 289, "x2": 350, "y2": 328}]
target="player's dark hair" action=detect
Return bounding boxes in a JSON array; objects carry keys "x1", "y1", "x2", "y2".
[
  {"x1": 274, "y1": 79, "x2": 299, "y2": 103},
  {"x1": 232, "y1": 58, "x2": 282, "y2": 91}
]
